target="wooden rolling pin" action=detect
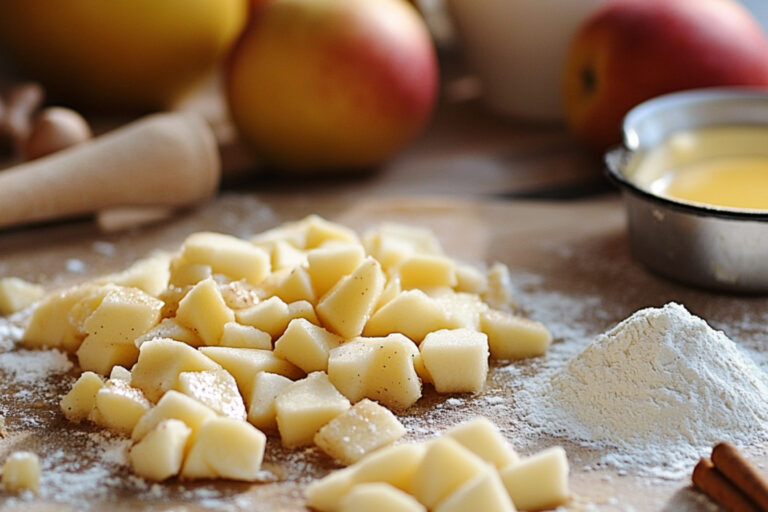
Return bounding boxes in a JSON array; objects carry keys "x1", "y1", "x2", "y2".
[{"x1": 0, "y1": 112, "x2": 221, "y2": 229}]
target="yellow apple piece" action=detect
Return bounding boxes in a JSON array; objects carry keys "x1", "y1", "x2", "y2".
[
  {"x1": 131, "y1": 390, "x2": 216, "y2": 443},
  {"x1": 454, "y1": 263, "x2": 488, "y2": 295},
  {"x1": 168, "y1": 259, "x2": 212, "y2": 288},
  {"x1": 434, "y1": 467, "x2": 515, "y2": 512},
  {"x1": 175, "y1": 369, "x2": 246, "y2": 421},
  {"x1": 80, "y1": 285, "x2": 163, "y2": 345},
  {"x1": 430, "y1": 289, "x2": 488, "y2": 330},
  {"x1": 131, "y1": 338, "x2": 221, "y2": 402},
  {"x1": 135, "y1": 318, "x2": 203, "y2": 348},
  {"x1": 363, "y1": 223, "x2": 444, "y2": 271},
  {"x1": 306, "y1": 242, "x2": 365, "y2": 298},
  {"x1": 271, "y1": 265, "x2": 315, "y2": 304},
  {"x1": 305, "y1": 467, "x2": 357, "y2": 512},
  {"x1": 500, "y1": 447, "x2": 570, "y2": 511},
  {"x1": 0, "y1": 277, "x2": 44, "y2": 315},
  {"x1": 275, "y1": 371, "x2": 350, "y2": 448},
  {"x1": 92, "y1": 378, "x2": 152, "y2": 434},
  {"x1": 483, "y1": 262, "x2": 516, "y2": 311},
  {"x1": 247, "y1": 371, "x2": 293, "y2": 432},
  {"x1": 273, "y1": 318, "x2": 343, "y2": 373},
  {"x1": 1, "y1": 451, "x2": 40, "y2": 494},
  {"x1": 480, "y1": 310, "x2": 552, "y2": 360},
  {"x1": 303, "y1": 215, "x2": 360, "y2": 249},
  {"x1": 95, "y1": 253, "x2": 171, "y2": 297},
  {"x1": 396, "y1": 254, "x2": 457, "y2": 290},
  {"x1": 76, "y1": 336, "x2": 140, "y2": 376},
  {"x1": 340, "y1": 483, "x2": 426, "y2": 512},
  {"x1": 363, "y1": 289, "x2": 450, "y2": 343},
  {"x1": 199, "y1": 346, "x2": 303, "y2": 402},
  {"x1": 420, "y1": 329, "x2": 489, "y2": 394},
  {"x1": 316, "y1": 256, "x2": 385, "y2": 339},
  {"x1": 327, "y1": 340, "x2": 375, "y2": 403},
  {"x1": 374, "y1": 275, "x2": 401, "y2": 312},
  {"x1": 444, "y1": 417, "x2": 518, "y2": 469},
  {"x1": 251, "y1": 220, "x2": 306, "y2": 250},
  {"x1": 408, "y1": 437, "x2": 487, "y2": 509},
  {"x1": 60, "y1": 371, "x2": 104, "y2": 423},
  {"x1": 361, "y1": 334, "x2": 422, "y2": 410},
  {"x1": 219, "y1": 321, "x2": 272, "y2": 349},
  {"x1": 287, "y1": 299, "x2": 319, "y2": 324},
  {"x1": 180, "y1": 231, "x2": 270, "y2": 285},
  {"x1": 175, "y1": 277, "x2": 234, "y2": 346},
  {"x1": 270, "y1": 239, "x2": 308, "y2": 271},
  {"x1": 130, "y1": 418, "x2": 191, "y2": 481},
  {"x1": 235, "y1": 295, "x2": 291, "y2": 339},
  {"x1": 180, "y1": 417, "x2": 267, "y2": 481},
  {"x1": 314, "y1": 399, "x2": 405, "y2": 465},
  {"x1": 352, "y1": 442, "x2": 427, "y2": 491},
  {"x1": 23, "y1": 283, "x2": 102, "y2": 351},
  {"x1": 109, "y1": 365, "x2": 131, "y2": 382}
]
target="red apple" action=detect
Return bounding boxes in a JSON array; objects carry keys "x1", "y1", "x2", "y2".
[
  {"x1": 225, "y1": 0, "x2": 438, "y2": 172},
  {"x1": 563, "y1": 0, "x2": 768, "y2": 150}
]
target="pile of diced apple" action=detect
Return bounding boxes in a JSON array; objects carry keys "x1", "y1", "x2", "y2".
[
  {"x1": 17, "y1": 215, "x2": 553, "y2": 483},
  {"x1": 306, "y1": 417, "x2": 570, "y2": 512}
]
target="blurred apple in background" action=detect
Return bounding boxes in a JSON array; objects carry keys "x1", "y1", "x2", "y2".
[
  {"x1": 563, "y1": 0, "x2": 768, "y2": 151},
  {"x1": 0, "y1": 0, "x2": 248, "y2": 111},
  {"x1": 225, "y1": 0, "x2": 438, "y2": 172}
]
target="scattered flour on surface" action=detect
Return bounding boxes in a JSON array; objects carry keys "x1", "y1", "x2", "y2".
[
  {"x1": 0, "y1": 349, "x2": 72, "y2": 384},
  {"x1": 518, "y1": 302, "x2": 768, "y2": 479}
]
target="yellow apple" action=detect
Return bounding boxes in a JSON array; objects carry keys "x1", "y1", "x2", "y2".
[
  {"x1": 225, "y1": 0, "x2": 438, "y2": 171},
  {"x1": 0, "y1": 0, "x2": 248, "y2": 111},
  {"x1": 562, "y1": 0, "x2": 768, "y2": 150}
]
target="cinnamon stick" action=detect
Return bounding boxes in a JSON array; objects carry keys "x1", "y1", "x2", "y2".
[
  {"x1": 712, "y1": 442, "x2": 768, "y2": 512},
  {"x1": 692, "y1": 458, "x2": 761, "y2": 512}
]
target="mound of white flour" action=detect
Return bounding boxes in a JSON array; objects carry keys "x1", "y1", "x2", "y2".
[{"x1": 523, "y1": 302, "x2": 768, "y2": 478}]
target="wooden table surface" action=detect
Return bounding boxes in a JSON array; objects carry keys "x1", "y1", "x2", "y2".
[{"x1": 2, "y1": 64, "x2": 761, "y2": 512}]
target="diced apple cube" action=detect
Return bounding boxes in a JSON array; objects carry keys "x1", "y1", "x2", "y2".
[
  {"x1": 307, "y1": 242, "x2": 365, "y2": 299},
  {"x1": 96, "y1": 253, "x2": 171, "y2": 297},
  {"x1": 23, "y1": 283, "x2": 102, "y2": 351},
  {"x1": 397, "y1": 254, "x2": 457, "y2": 290},
  {"x1": 247, "y1": 372, "x2": 293, "y2": 432},
  {"x1": 483, "y1": 262, "x2": 516, "y2": 311},
  {"x1": 131, "y1": 338, "x2": 221, "y2": 402},
  {"x1": 175, "y1": 277, "x2": 234, "y2": 346},
  {"x1": 60, "y1": 371, "x2": 104, "y2": 423},
  {"x1": 235, "y1": 296, "x2": 291, "y2": 339},
  {"x1": 500, "y1": 447, "x2": 570, "y2": 511},
  {"x1": 135, "y1": 318, "x2": 203, "y2": 348},
  {"x1": 92, "y1": 378, "x2": 151, "y2": 434},
  {"x1": 316, "y1": 257, "x2": 385, "y2": 339},
  {"x1": 131, "y1": 390, "x2": 216, "y2": 443},
  {"x1": 360, "y1": 334, "x2": 422, "y2": 410},
  {"x1": 363, "y1": 223, "x2": 443, "y2": 270},
  {"x1": 251, "y1": 221, "x2": 306, "y2": 250},
  {"x1": 303, "y1": 215, "x2": 360, "y2": 249},
  {"x1": 340, "y1": 483, "x2": 426, "y2": 512},
  {"x1": 81, "y1": 286, "x2": 163, "y2": 346},
  {"x1": 374, "y1": 275, "x2": 401, "y2": 312},
  {"x1": 352, "y1": 442, "x2": 427, "y2": 491},
  {"x1": 430, "y1": 289, "x2": 488, "y2": 330},
  {"x1": 1, "y1": 451, "x2": 40, "y2": 494},
  {"x1": 219, "y1": 322, "x2": 272, "y2": 350},
  {"x1": 181, "y1": 231, "x2": 270, "y2": 285},
  {"x1": 180, "y1": 417, "x2": 267, "y2": 481},
  {"x1": 364, "y1": 289, "x2": 450, "y2": 343},
  {"x1": 0, "y1": 278, "x2": 44, "y2": 315},
  {"x1": 175, "y1": 369, "x2": 246, "y2": 421},
  {"x1": 275, "y1": 371, "x2": 350, "y2": 448},
  {"x1": 314, "y1": 399, "x2": 406, "y2": 465},
  {"x1": 480, "y1": 310, "x2": 552, "y2": 360},
  {"x1": 287, "y1": 300, "x2": 319, "y2": 324},
  {"x1": 274, "y1": 318, "x2": 343, "y2": 373},
  {"x1": 271, "y1": 266, "x2": 315, "y2": 304},
  {"x1": 76, "y1": 336, "x2": 139, "y2": 376},
  {"x1": 327, "y1": 341, "x2": 375, "y2": 404},
  {"x1": 271, "y1": 240, "x2": 308, "y2": 270},
  {"x1": 110, "y1": 365, "x2": 131, "y2": 382},
  {"x1": 130, "y1": 419, "x2": 191, "y2": 481},
  {"x1": 444, "y1": 417, "x2": 518, "y2": 469},
  {"x1": 454, "y1": 263, "x2": 488, "y2": 295},
  {"x1": 434, "y1": 467, "x2": 515, "y2": 512},
  {"x1": 168, "y1": 258, "x2": 212, "y2": 287},
  {"x1": 408, "y1": 437, "x2": 487, "y2": 509},
  {"x1": 305, "y1": 467, "x2": 357, "y2": 512},
  {"x1": 420, "y1": 329, "x2": 489, "y2": 394}
]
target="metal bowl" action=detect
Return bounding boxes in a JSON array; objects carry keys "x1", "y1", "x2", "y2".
[{"x1": 605, "y1": 88, "x2": 768, "y2": 293}]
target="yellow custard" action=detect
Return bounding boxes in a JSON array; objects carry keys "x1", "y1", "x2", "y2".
[
  {"x1": 631, "y1": 126, "x2": 768, "y2": 211},
  {"x1": 649, "y1": 156, "x2": 768, "y2": 210}
]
